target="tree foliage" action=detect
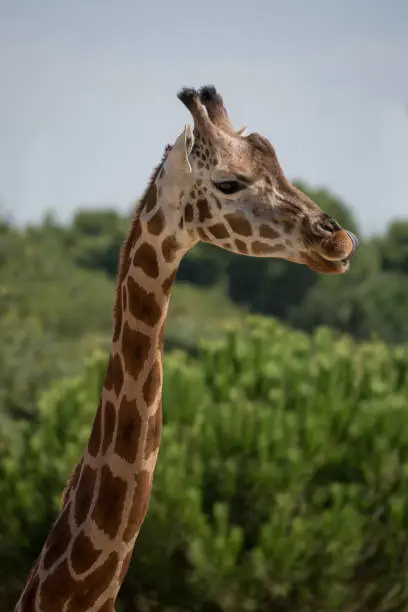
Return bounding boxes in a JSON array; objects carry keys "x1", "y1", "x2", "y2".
[{"x1": 2, "y1": 320, "x2": 408, "y2": 610}]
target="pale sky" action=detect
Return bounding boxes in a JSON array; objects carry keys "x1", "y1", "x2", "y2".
[{"x1": 0, "y1": 0, "x2": 407, "y2": 235}]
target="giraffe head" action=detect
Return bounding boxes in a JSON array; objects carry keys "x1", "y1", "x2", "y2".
[{"x1": 156, "y1": 85, "x2": 358, "y2": 274}]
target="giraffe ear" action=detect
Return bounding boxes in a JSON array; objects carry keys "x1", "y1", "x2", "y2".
[
  {"x1": 163, "y1": 124, "x2": 195, "y2": 178},
  {"x1": 236, "y1": 125, "x2": 248, "y2": 137}
]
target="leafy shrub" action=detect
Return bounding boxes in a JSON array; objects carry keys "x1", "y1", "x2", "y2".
[{"x1": 2, "y1": 318, "x2": 408, "y2": 611}]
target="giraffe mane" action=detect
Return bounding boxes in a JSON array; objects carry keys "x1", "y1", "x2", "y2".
[{"x1": 112, "y1": 144, "x2": 173, "y2": 326}]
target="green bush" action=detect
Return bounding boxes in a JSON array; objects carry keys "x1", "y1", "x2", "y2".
[{"x1": 2, "y1": 318, "x2": 408, "y2": 611}]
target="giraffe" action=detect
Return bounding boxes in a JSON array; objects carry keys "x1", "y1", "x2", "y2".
[{"x1": 15, "y1": 85, "x2": 358, "y2": 612}]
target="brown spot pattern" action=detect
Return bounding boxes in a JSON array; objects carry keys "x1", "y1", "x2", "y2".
[
  {"x1": 121, "y1": 323, "x2": 150, "y2": 377},
  {"x1": 122, "y1": 284, "x2": 127, "y2": 311},
  {"x1": 252, "y1": 241, "x2": 281, "y2": 255},
  {"x1": 197, "y1": 228, "x2": 209, "y2": 242},
  {"x1": 19, "y1": 571, "x2": 40, "y2": 611},
  {"x1": 123, "y1": 470, "x2": 151, "y2": 543},
  {"x1": 43, "y1": 503, "x2": 72, "y2": 571},
  {"x1": 127, "y1": 276, "x2": 162, "y2": 327},
  {"x1": 147, "y1": 208, "x2": 165, "y2": 236},
  {"x1": 75, "y1": 464, "x2": 97, "y2": 526},
  {"x1": 259, "y1": 224, "x2": 280, "y2": 240},
  {"x1": 207, "y1": 223, "x2": 229, "y2": 240},
  {"x1": 114, "y1": 395, "x2": 142, "y2": 464},
  {"x1": 62, "y1": 458, "x2": 84, "y2": 506},
  {"x1": 113, "y1": 222, "x2": 140, "y2": 343},
  {"x1": 235, "y1": 239, "x2": 248, "y2": 254},
  {"x1": 162, "y1": 235, "x2": 180, "y2": 263},
  {"x1": 65, "y1": 551, "x2": 119, "y2": 611},
  {"x1": 92, "y1": 465, "x2": 128, "y2": 539},
  {"x1": 112, "y1": 288, "x2": 122, "y2": 343},
  {"x1": 88, "y1": 401, "x2": 103, "y2": 457},
  {"x1": 133, "y1": 242, "x2": 159, "y2": 279},
  {"x1": 40, "y1": 559, "x2": 75, "y2": 612},
  {"x1": 283, "y1": 219, "x2": 295, "y2": 233},
  {"x1": 144, "y1": 408, "x2": 162, "y2": 460},
  {"x1": 70, "y1": 530, "x2": 100, "y2": 575},
  {"x1": 96, "y1": 598, "x2": 116, "y2": 612},
  {"x1": 105, "y1": 353, "x2": 124, "y2": 397},
  {"x1": 132, "y1": 218, "x2": 143, "y2": 243},
  {"x1": 197, "y1": 198, "x2": 212, "y2": 223},
  {"x1": 185, "y1": 203, "x2": 194, "y2": 223},
  {"x1": 71, "y1": 458, "x2": 83, "y2": 491},
  {"x1": 144, "y1": 184, "x2": 157, "y2": 214},
  {"x1": 101, "y1": 400, "x2": 116, "y2": 454},
  {"x1": 225, "y1": 213, "x2": 252, "y2": 237},
  {"x1": 143, "y1": 360, "x2": 162, "y2": 405},
  {"x1": 162, "y1": 270, "x2": 177, "y2": 295},
  {"x1": 71, "y1": 553, "x2": 118, "y2": 610}
]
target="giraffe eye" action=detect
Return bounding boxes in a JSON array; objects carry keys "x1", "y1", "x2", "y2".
[{"x1": 213, "y1": 180, "x2": 245, "y2": 195}]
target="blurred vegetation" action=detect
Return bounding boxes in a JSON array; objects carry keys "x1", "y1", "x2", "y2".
[{"x1": 2, "y1": 182, "x2": 408, "y2": 610}]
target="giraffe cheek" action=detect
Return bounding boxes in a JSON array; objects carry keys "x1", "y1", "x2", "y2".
[{"x1": 251, "y1": 241, "x2": 283, "y2": 256}]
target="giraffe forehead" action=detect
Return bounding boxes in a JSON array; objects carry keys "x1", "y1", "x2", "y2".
[{"x1": 192, "y1": 134, "x2": 253, "y2": 174}]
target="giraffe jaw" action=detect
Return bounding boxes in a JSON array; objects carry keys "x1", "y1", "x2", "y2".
[{"x1": 306, "y1": 253, "x2": 351, "y2": 274}]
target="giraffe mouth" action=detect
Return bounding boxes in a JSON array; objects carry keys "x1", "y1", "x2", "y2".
[{"x1": 304, "y1": 230, "x2": 358, "y2": 274}]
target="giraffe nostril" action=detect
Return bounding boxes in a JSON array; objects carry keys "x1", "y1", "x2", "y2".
[{"x1": 314, "y1": 216, "x2": 342, "y2": 235}]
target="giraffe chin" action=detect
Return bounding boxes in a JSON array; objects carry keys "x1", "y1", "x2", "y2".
[{"x1": 303, "y1": 252, "x2": 351, "y2": 275}]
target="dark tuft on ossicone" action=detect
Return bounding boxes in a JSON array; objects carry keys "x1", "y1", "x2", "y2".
[
  {"x1": 199, "y1": 85, "x2": 222, "y2": 105},
  {"x1": 177, "y1": 87, "x2": 199, "y2": 109}
]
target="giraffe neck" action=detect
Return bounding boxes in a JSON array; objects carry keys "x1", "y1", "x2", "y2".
[{"x1": 15, "y1": 180, "x2": 186, "y2": 611}]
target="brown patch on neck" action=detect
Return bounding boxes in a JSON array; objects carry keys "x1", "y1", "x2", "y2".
[
  {"x1": 123, "y1": 470, "x2": 151, "y2": 543},
  {"x1": 88, "y1": 401, "x2": 103, "y2": 457},
  {"x1": 43, "y1": 503, "x2": 72, "y2": 571},
  {"x1": 74, "y1": 464, "x2": 97, "y2": 526},
  {"x1": 61, "y1": 457, "x2": 84, "y2": 506},
  {"x1": 121, "y1": 323, "x2": 151, "y2": 378},
  {"x1": 101, "y1": 400, "x2": 117, "y2": 454},
  {"x1": 162, "y1": 235, "x2": 181, "y2": 263},
  {"x1": 142, "y1": 360, "x2": 162, "y2": 404},
  {"x1": 70, "y1": 530, "x2": 100, "y2": 575},
  {"x1": 147, "y1": 208, "x2": 165, "y2": 236},
  {"x1": 144, "y1": 407, "x2": 162, "y2": 460},
  {"x1": 114, "y1": 395, "x2": 143, "y2": 464},
  {"x1": 127, "y1": 276, "x2": 162, "y2": 327},
  {"x1": 113, "y1": 145, "x2": 171, "y2": 342},
  {"x1": 91, "y1": 465, "x2": 128, "y2": 539},
  {"x1": 40, "y1": 551, "x2": 119, "y2": 611},
  {"x1": 132, "y1": 242, "x2": 159, "y2": 279},
  {"x1": 18, "y1": 567, "x2": 40, "y2": 610},
  {"x1": 105, "y1": 353, "x2": 124, "y2": 397},
  {"x1": 162, "y1": 269, "x2": 178, "y2": 295}
]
